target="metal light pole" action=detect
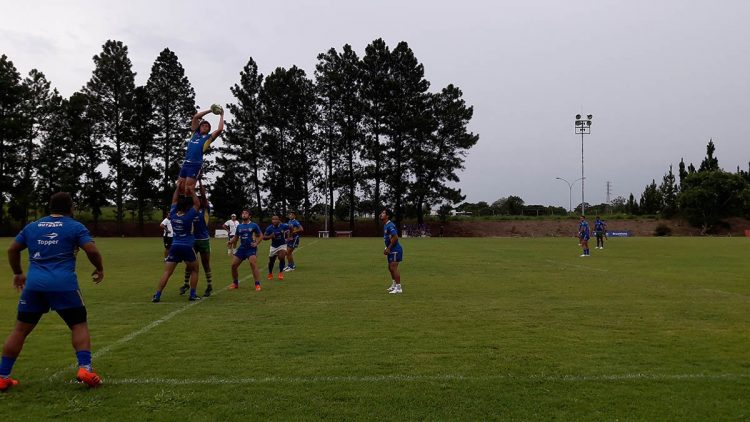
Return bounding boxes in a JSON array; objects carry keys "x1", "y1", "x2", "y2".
[
  {"x1": 555, "y1": 177, "x2": 585, "y2": 213},
  {"x1": 574, "y1": 114, "x2": 593, "y2": 215}
]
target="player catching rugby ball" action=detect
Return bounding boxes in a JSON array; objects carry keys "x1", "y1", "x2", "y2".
[{"x1": 176, "y1": 105, "x2": 224, "y2": 195}]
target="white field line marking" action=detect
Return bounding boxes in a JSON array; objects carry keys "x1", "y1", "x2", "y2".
[
  {"x1": 48, "y1": 238, "x2": 322, "y2": 381},
  {"x1": 544, "y1": 259, "x2": 609, "y2": 273},
  {"x1": 90, "y1": 372, "x2": 750, "y2": 385}
]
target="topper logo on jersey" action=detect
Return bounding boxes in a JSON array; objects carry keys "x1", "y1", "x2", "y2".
[
  {"x1": 38, "y1": 232, "x2": 60, "y2": 246},
  {"x1": 38, "y1": 221, "x2": 63, "y2": 228}
]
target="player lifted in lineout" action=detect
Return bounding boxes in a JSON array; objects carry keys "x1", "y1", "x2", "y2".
[
  {"x1": 176, "y1": 106, "x2": 224, "y2": 195},
  {"x1": 381, "y1": 209, "x2": 403, "y2": 294},
  {"x1": 229, "y1": 209, "x2": 263, "y2": 291}
]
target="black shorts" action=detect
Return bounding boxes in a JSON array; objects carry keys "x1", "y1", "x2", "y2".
[{"x1": 163, "y1": 236, "x2": 173, "y2": 249}]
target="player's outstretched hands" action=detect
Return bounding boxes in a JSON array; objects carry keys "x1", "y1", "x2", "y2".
[
  {"x1": 12, "y1": 274, "x2": 26, "y2": 291},
  {"x1": 92, "y1": 269, "x2": 104, "y2": 284}
]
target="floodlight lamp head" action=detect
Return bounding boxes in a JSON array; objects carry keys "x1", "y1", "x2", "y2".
[
  {"x1": 575, "y1": 120, "x2": 582, "y2": 126},
  {"x1": 575, "y1": 114, "x2": 581, "y2": 119},
  {"x1": 586, "y1": 121, "x2": 591, "y2": 126},
  {"x1": 587, "y1": 114, "x2": 593, "y2": 119}
]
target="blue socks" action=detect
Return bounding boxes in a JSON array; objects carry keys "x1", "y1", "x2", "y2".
[
  {"x1": 190, "y1": 288, "x2": 197, "y2": 297},
  {"x1": 76, "y1": 350, "x2": 92, "y2": 370},
  {"x1": 255, "y1": 280, "x2": 261, "y2": 286},
  {"x1": 154, "y1": 291, "x2": 162, "y2": 299},
  {"x1": 233, "y1": 279, "x2": 239, "y2": 286},
  {"x1": 0, "y1": 356, "x2": 16, "y2": 377}
]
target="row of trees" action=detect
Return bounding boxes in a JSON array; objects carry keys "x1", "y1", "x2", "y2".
[
  {"x1": 453, "y1": 140, "x2": 749, "y2": 231},
  {"x1": 0, "y1": 38, "x2": 479, "y2": 235},
  {"x1": 625, "y1": 140, "x2": 750, "y2": 230}
]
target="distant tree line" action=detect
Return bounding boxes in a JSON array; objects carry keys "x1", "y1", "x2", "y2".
[
  {"x1": 454, "y1": 140, "x2": 750, "y2": 233},
  {"x1": 622, "y1": 140, "x2": 750, "y2": 232},
  {"x1": 0, "y1": 38, "x2": 478, "y2": 235}
]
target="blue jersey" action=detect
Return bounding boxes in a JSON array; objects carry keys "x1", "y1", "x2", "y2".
[
  {"x1": 383, "y1": 221, "x2": 400, "y2": 248},
  {"x1": 579, "y1": 220, "x2": 590, "y2": 237},
  {"x1": 236, "y1": 222, "x2": 262, "y2": 248},
  {"x1": 288, "y1": 219, "x2": 302, "y2": 239},
  {"x1": 192, "y1": 206, "x2": 210, "y2": 241},
  {"x1": 594, "y1": 220, "x2": 606, "y2": 232},
  {"x1": 184, "y1": 131, "x2": 212, "y2": 163},
  {"x1": 170, "y1": 205, "x2": 199, "y2": 246},
  {"x1": 265, "y1": 223, "x2": 290, "y2": 248},
  {"x1": 14, "y1": 216, "x2": 93, "y2": 291}
]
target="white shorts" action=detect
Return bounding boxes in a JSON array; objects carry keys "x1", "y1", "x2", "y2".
[{"x1": 269, "y1": 244, "x2": 288, "y2": 257}]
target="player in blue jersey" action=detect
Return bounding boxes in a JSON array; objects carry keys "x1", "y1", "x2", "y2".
[
  {"x1": 263, "y1": 215, "x2": 290, "y2": 280},
  {"x1": 380, "y1": 208, "x2": 403, "y2": 294},
  {"x1": 176, "y1": 108, "x2": 224, "y2": 195},
  {"x1": 179, "y1": 183, "x2": 214, "y2": 297},
  {"x1": 578, "y1": 216, "x2": 591, "y2": 257},
  {"x1": 283, "y1": 211, "x2": 304, "y2": 272},
  {"x1": 229, "y1": 209, "x2": 264, "y2": 291},
  {"x1": 153, "y1": 185, "x2": 201, "y2": 302},
  {"x1": 1, "y1": 192, "x2": 104, "y2": 391},
  {"x1": 594, "y1": 216, "x2": 607, "y2": 249}
]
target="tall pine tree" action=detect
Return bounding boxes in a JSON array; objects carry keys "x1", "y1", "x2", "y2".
[
  {"x1": 145, "y1": 48, "x2": 196, "y2": 211},
  {"x1": 84, "y1": 40, "x2": 136, "y2": 234}
]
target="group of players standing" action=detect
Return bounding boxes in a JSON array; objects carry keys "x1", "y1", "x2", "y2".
[
  {"x1": 577, "y1": 215, "x2": 608, "y2": 257},
  {"x1": 0, "y1": 107, "x2": 404, "y2": 392},
  {"x1": 154, "y1": 108, "x2": 306, "y2": 302}
]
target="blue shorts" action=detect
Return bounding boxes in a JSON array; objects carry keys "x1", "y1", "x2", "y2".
[
  {"x1": 166, "y1": 244, "x2": 197, "y2": 263},
  {"x1": 287, "y1": 237, "x2": 300, "y2": 249},
  {"x1": 386, "y1": 247, "x2": 403, "y2": 263},
  {"x1": 580, "y1": 234, "x2": 590, "y2": 241},
  {"x1": 18, "y1": 289, "x2": 85, "y2": 313},
  {"x1": 234, "y1": 247, "x2": 258, "y2": 260},
  {"x1": 179, "y1": 161, "x2": 202, "y2": 179}
]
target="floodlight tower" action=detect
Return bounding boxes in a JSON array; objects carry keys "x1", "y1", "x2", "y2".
[{"x1": 574, "y1": 113, "x2": 593, "y2": 215}]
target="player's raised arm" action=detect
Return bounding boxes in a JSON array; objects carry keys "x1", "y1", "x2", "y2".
[
  {"x1": 170, "y1": 184, "x2": 181, "y2": 206},
  {"x1": 206, "y1": 110, "x2": 224, "y2": 147},
  {"x1": 191, "y1": 109, "x2": 212, "y2": 132},
  {"x1": 191, "y1": 190, "x2": 200, "y2": 211},
  {"x1": 81, "y1": 242, "x2": 104, "y2": 283}
]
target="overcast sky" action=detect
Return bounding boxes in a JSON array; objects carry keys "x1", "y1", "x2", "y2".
[{"x1": 2, "y1": 0, "x2": 749, "y2": 209}]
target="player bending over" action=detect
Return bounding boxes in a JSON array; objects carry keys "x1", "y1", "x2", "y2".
[
  {"x1": 283, "y1": 211, "x2": 304, "y2": 272},
  {"x1": 176, "y1": 108, "x2": 224, "y2": 195},
  {"x1": 1, "y1": 192, "x2": 104, "y2": 391},
  {"x1": 381, "y1": 208, "x2": 403, "y2": 294},
  {"x1": 179, "y1": 183, "x2": 214, "y2": 297},
  {"x1": 153, "y1": 185, "x2": 201, "y2": 302},
  {"x1": 229, "y1": 209, "x2": 263, "y2": 291},
  {"x1": 263, "y1": 215, "x2": 290, "y2": 280}
]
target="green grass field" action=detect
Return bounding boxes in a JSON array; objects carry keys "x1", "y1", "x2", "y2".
[{"x1": 0, "y1": 236, "x2": 748, "y2": 420}]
